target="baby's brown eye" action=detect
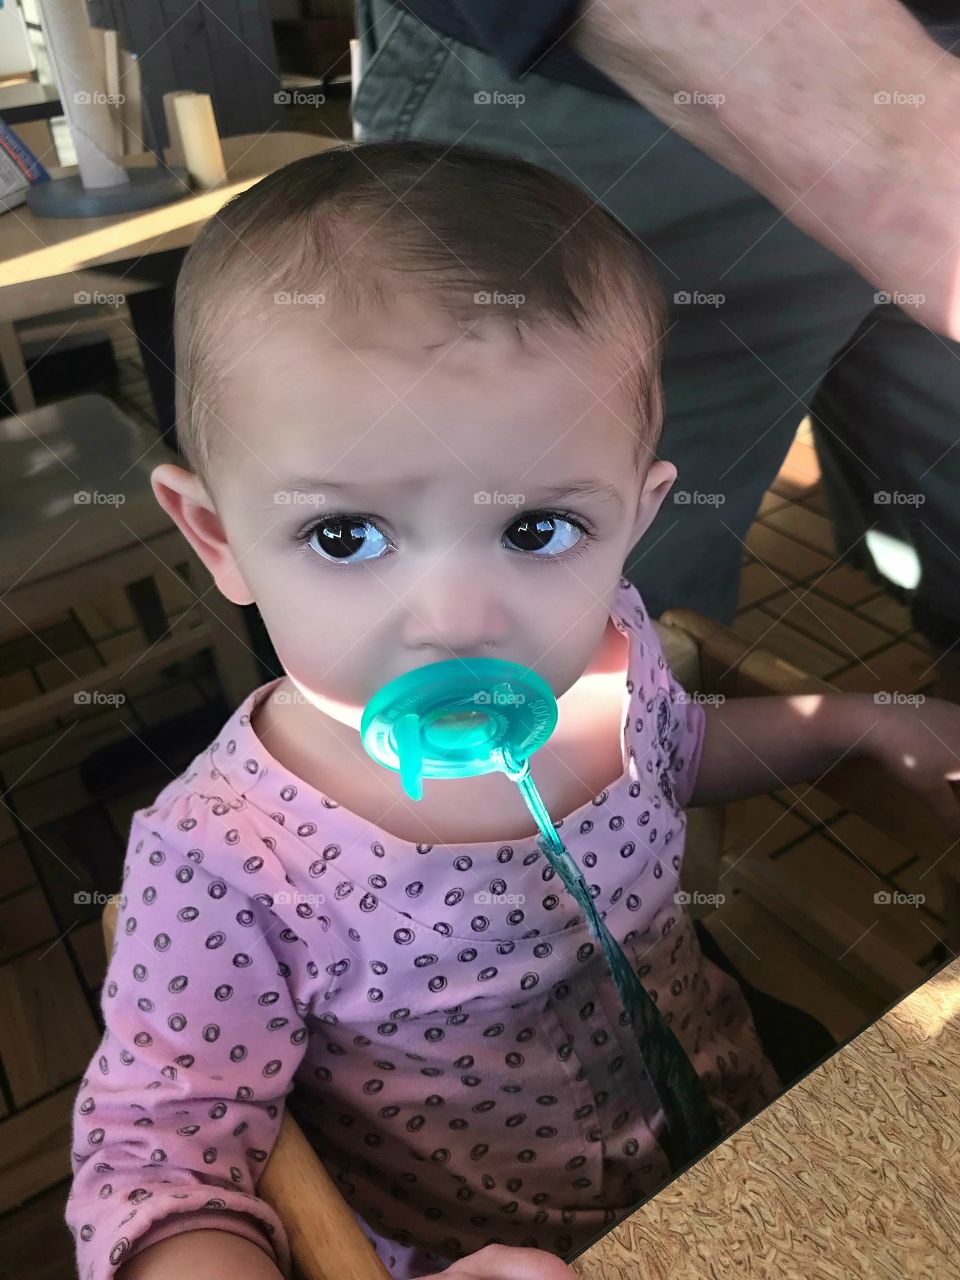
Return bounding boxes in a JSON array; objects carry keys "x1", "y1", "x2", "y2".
[
  {"x1": 503, "y1": 514, "x2": 584, "y2": 556},
  {"x1": 304, "y1": 517, "x2": 390, "y2": 563}
]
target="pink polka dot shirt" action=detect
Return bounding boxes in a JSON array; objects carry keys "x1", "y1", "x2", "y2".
[{"x1": 66, "y1": 578, "x2": 780, "y2": 1279}]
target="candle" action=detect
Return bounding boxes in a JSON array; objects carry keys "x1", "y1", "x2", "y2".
[{"x1": 172, "y1": 91, "x2": 227, "y2": 190}]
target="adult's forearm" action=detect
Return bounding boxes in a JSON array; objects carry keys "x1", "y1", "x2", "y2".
[
  {"x1": 116, "y1": 1228, "x2": 284, "y2": 1280},
  {"x1": 572, "y1": 0, "x2": 960, "y2": 339}
]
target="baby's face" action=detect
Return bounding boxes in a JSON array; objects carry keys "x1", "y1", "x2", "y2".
[{"x1": 159, "y1": 293, "x2": 675, "y2": 728}]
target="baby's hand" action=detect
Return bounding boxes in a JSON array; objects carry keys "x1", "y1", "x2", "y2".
[
  {"x1": 425, "y1": 1243, "x2": 578, "y2": 1279},
  {"x1": 862, "y1": 695, "x2": 960, "y2": 836}
]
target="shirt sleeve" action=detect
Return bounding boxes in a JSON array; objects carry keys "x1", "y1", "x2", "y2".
[
  {"x1": 666, "y1": 680, "x2": 707, "y2": 810},
  {"x1": 453, "y1": 0, "x2": 583, "y2": 77},
  {"x1": 397, "y1": 0, "x2": 583, "y2": 78},
  {"x1": 654, "y1": 649, "x2": 707, "y2": 811},
  {"x1": 66, "y1": 810, "x2": 312, "y2": 1280}
]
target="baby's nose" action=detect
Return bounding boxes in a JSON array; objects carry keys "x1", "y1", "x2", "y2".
[{"x1": 405, "y1": 598, "x2": 502, "y2": 659}]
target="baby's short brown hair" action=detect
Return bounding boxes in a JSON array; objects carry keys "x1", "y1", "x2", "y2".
[{"x1": 174, "y1": 140, "x2": 667, "y2": 488}]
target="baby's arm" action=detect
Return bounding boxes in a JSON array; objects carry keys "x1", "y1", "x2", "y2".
[
  {"x1": 67, "y1": 809, "x2": 311, "y2": 1280},
  {"x1": 686, "y1": 692, "x2": 871, "y2": 807},
  {"x1": 688, "y1": 692, "x2": 960, "y2": 833},
  {"x1": 117, "y1": 1226, "x2": 282, "y2": 1279}
]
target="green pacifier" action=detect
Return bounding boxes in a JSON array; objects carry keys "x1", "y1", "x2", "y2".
[
  {"x1": 359, "y1": 653, "x2": 723, "y2": 1172},
  {"x1": 360, "y1": 657, "x2": 557, "y2": 800}
]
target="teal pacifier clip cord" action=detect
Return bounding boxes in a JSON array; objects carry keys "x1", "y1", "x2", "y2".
[
  {"x1": 496, "y1": 744, "x2": 720, "y2": 1173},
  {"x1": 360, "y1": 656, "x2": 720, "y2": 1173}
]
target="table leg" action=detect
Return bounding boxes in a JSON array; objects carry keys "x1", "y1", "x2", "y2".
[
  {"x1": 125, "y1": 280, "x2": 178, "y2": 447},
  {"x1": 0, "y1": 321, "x2": 37, "y2": 415}
]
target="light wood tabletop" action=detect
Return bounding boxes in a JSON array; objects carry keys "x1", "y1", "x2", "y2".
[
  {"x1": 572, "y1": 953, "x2": 960, "y2": 1279},
  {"x1": 0, "y1": 130, "x2": 341, "y2": 322}
]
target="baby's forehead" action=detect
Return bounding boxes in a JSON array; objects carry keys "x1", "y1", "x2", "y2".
[
  {"x1": 207, "y1": 288, "x2": 643, "y2": 492},
  {"x1": 223, "y1": 287, "x2": 628, "y2": 387}
]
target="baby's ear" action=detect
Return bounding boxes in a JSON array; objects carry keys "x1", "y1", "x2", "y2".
[
  {"x1": 629, "y1": 459, "x2": 678, "y2": 543},
  {"x1": 150, "y1": 463, "x2": 256, "y2": 606}
]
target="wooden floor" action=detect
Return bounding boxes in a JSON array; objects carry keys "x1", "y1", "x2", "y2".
[{"x1": 1, "y1": 234, "x2": 955, "y2": 1280}]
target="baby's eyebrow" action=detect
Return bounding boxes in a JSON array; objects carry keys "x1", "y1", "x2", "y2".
[
  {"x1": 272, "y1": 476, "x2": 623, "y2": 510},
  {"x1": 273, "y1": 476, "x2": 419, "y2": 494},
  {"x1": 527, "y1": 480, "x2": 624, "y2": 510}
]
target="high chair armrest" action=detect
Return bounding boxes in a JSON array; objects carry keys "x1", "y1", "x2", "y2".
[
  {"x1": 259, "y1": 1112, "x2": 391, "y2": 1280},
  {"x1": 722, "y1": 844, "x2": 927, "y2": 1003}
]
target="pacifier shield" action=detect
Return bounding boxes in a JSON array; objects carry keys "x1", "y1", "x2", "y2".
[{"x1": 360, "y1": 657, "x2": 557, "y2": 799}]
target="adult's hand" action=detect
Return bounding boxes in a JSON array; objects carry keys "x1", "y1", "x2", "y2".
[{"x1": 571, "y1": 0, "x2": 960, "y2": 340}]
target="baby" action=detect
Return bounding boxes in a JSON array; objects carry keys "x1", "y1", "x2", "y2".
[{"x1": 66, "y1": 141, "x2": 960, "y2": 1280}]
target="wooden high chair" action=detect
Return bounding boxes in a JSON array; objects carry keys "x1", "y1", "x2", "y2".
[
  {"x1": 0, "y1": 395, "x2": 263, "y2": 742},
  {"x1": 99, "y1": 608, "x2": 959, "y2": 1280}
]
